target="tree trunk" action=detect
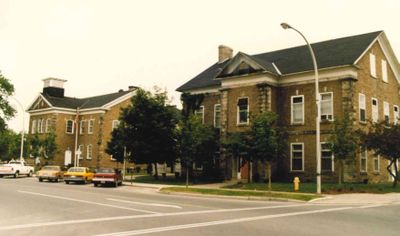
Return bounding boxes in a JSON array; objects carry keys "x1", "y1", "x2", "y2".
[
  {"x1": 394, "y1": 159, "x2": 399, "y2": 188},
  {"x1": 154, "y1": 162, "x2": 158, "y2": 179},
  {"x1": 266, "y1": 161, "x2": 271, "y2": 191},
  {"x1": 338, "y1": 160, "x2": 343, "y2": 185},
  {"x1": 386, "y1": 159, "x2": 398, "y2": 188},
  {"x1": 186, "y1": 161, "x2": 189, "y2": 189}
]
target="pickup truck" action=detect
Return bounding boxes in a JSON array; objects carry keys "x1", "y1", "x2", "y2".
[{"x1": 0, "y1": 160, "x2": 34, "y2": 178}]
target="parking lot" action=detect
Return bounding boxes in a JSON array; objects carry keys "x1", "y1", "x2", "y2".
[{"x1": 1, "y1": 177, "x2": 399, "y2": 236}]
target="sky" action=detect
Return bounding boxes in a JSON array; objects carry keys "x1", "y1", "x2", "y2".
[{"x1": 1, "y1": 0, "x2": 400, "y2": 132}]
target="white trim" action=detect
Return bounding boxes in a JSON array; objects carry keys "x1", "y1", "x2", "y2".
[
  {"x1": 213, "y1": 104, "x2": 221, "y2": 128},
  {"x1": 78, "y1": 145, "x2": 84, "y2": 159},
  {"x1": 393, "y1": 105, "x2": 399, "y2": 125},
  {"x1": 88, "y1": 119, "x2": 94, "y2": 134},
  {"x1": 377, "y1": 34, "x2": 400, "y2": 83},
  {"x1": 236, "y1": 97, "x2": 249, "y2": 125},
  {"x1": 354, "y1": 34, "x2": 380, "y2": 65},
  {"x1": 102, "y1": 91, "x2": 135, "y2": 109},
  {"x1": 31, "y1": 120, "x2": 37, "y2": 134},
  {"x1": 272, "y1": 62, "x2": 282, "y2": 76},
  {"x1": 291, "y1": 95, "x2": 304, "y2": 125},
  {"x1": 26, "y1": 93, "x2": 53, "y2": 112},
  {"x1": 359, "y1": 93, "x2": 366, "y2": 123},
  {"x1": 320, "y1": 92, "x2": 333, "y2": 121},
  {"x1": 373, "y1": 154, "x2": 380, "y2": 173},
  {"x1": 382, "y1": 59, "x2": 388, "y2": 83},
  {"x1": 290, "y1": 143, "x2": 304, "y2": 172},
  {"x1": 112, "y1": 120, "x2": 120, "y2": 130},
  {"x1": 383, "y1": 101, "x2": 390, "y2": 125},
  {"x1": 371, "y1": 97, "x2": 379, "y2": 123},
  {"x1": 66, "y1": 119, "x2": 74, "y2": 134},
  {"x1": 184, "y1": 87, "x2": 220, "y2": 95},
  {"x1": 194, "y1": 106, "x2": 205, "y2": 124},
  {"x1": 79, "y1": 120, "x2": 86, "y2": 135},
  {"x1": 45, "y1": 118, "x2": 51, "y2": 133},
  {"x1": 86, "y1": 144, "x2": 93, "y2": 160},
  {"x1": 360, "y1": 148, "x2": 367, "y2": 173},
  {"x1": 369, "y1": 53, "x2": 377, "y2": 78}
]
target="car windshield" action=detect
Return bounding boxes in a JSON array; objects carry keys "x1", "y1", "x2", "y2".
[
  {"x1": 97, "y1": 168, "x2": 115, "y2": 174},
  {"x1": 42, "y1": 166, "x2": 60, "y2": 171},
  {"x1": 67, "y1": 167, "x2": 85, "y2": 173}
]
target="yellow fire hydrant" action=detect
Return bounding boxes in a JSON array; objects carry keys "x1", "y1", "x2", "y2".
[{"x1": 293, "y1": 177, "x2": 300, "y2": 191}]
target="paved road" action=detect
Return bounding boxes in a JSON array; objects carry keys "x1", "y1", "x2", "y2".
[{"x1": 0, "y1": 177, "x2": 399, "y2": 236}]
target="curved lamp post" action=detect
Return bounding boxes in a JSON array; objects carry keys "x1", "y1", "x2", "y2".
[
  {"x1": 9, "y1": 96, "x2": 25, "y2": 161},
  {"x1": 281, "y1": 23, "x2": 321, "y2": 194}
]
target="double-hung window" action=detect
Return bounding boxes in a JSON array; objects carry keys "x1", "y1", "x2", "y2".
[
  {"x1": 321, "y1": 143, "x2": 334, "y2": 172},
  {"x1": 237, "y1": 98, "x2": 249, "y2": 125},
  {"x1": 31, "y1": 120, "x2": 37, "y2": 134},
  {"x1": 112, "y1": 120, "x2": 120, "y2": 130},
  {"x1": 79, "y1": 120, "x2": 86, "y2": 134},
  {"x1": 88, "y1": 119, "x2": 94, "y2": 134},
  {"x1": 394, "y1": 105, "x2": 399, "y2": 125},
  {"x1": 373, "y1": 155, "x2": 380, "y2": 173},
  {"x1": 40, "y1": 119, "x2": 45, "y2": 133},
  {"x1": 87, "y1": 144, "x2": 93, "y2": 159},
  {"x1": 291, "y1": 95, "x2": 304, "y2": 124},
  {"x1": 194, "y1": 106, "x2": 204, "y2": 124},
  {"x1": 359, "y1": 93, "x2": 366, "y2": 123},
  {"x1": 214, "y1": 104, "x2": 221, "y2": 128},
  {"x1": 371, "y1": 98, "x2": 379, "y2": 123},
  {"x1": 320, "y1": 92, "x2": 333, "y2": 121},
  {"x1": 370, "y1": 53, "x2": 376, "y2": 77},
  {"x1": 360, "y1": 148, "x2": 367, "y2": 173},
  {"x1": 66, "y1": 120, "x2": 74, "y2": 134},
  {"x1": 290, "y1": 143, "x2": 304, "y2": 171},
  {"x1": 45, "y1": 118, "x2": 51, "y2": 133},
  {"x1": 384, "y1": 101, "x2": 390, "y2": 126},
  {"x1": 382, "y1": 59, "x2": 388, "y2": 83}
]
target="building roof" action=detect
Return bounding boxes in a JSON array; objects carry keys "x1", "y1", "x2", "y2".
[
  {"x1": 177, "y1": 31, "x2": 383, "y2": 92},
  {"x1": 36, "y1": 90, "x2": 132, "y2": 111}
]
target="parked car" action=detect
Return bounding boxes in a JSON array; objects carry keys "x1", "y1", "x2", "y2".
[
  {"x1": 37, "y1": 165, "x2": 64, "y2": 182},
  {"x1": 93, "y1": 168, "x2": 123, "y2": 187},
  {"x1": 64, "y1": 167, "x2": 94, "y2": 184},
  {"x1": 0, "y1": 159, "x2": 34, "y2": 178}
]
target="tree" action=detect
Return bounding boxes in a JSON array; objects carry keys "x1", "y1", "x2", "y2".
[
  {"x1": 112, "y1": 88, "x2": 179, "y2": 178},
  {"x1": 42, "y1": 131, "x2": 58, "y2": 160},
  {"x1": 106, "y1": 126, "x2": 127, "y2": 164},
  {"x1": 0, "y1": 129, "x2": 23, "y2": 161},
  {"x1": 178, "y1": 115, "x2": 218, "y2": 187},
  {"x1": 250, "y1": 111, "x2": 286, "y2": 190},
  {"x1": 327, "y1": 114, "x2": 358, "y2": 185},
  {"x1": 0, "y1": 72, "x2": 16, "y2": 131},
  {"x1": 362, "y1": 122, "x2": 400, "y2": 187}
]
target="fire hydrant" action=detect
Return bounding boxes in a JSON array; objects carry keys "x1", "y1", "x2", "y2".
[{"x1": 293, "y1": 177, "x2": 300, "y2": 192}]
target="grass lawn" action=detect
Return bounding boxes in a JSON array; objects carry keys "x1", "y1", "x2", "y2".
[
  {"x1": 224, "y1": 182, "x2": 400, "y2": 194},
  {"x1": 161, "y1": 187, "x2": 320, "y2": 201},
  {"x1": 127, "y1": 174, "x2": 217, "y2": 186}
]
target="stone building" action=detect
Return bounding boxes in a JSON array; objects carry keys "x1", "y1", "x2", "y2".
[
  {"x1": 27, "y1": 78, "x2": 137, "y2": 169},
  {"x1": 177, "y1": 31, "x2": 400, "y2": 183}
]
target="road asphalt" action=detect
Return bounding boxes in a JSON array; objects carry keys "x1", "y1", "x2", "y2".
[{"x1": 1, "y1": 177, "x2": 399, "y2": 236}]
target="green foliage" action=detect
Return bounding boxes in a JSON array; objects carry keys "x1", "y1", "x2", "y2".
[
  {"x1": 27, "y1": 131, "x2": 58, "y2": 160},
  {"x1": 0, "y1": 129, "x2": 23, "y2": 161},
  {"x1": 328, "y1": 114, "x2": 358, "y2": 161},
  {"x1": 222, "y1": 131, "x2": 252, "y2": 160},
  {"x1": 180, "y1": 93, "x2": 204, "y2": 118},
  {"x1": 178, "y1": 115, "x2": 219, "y2": 170},
  {"x1": 0, "y1": 72, "x2": 16, "y2": 131},
  {"x1": 361, "y1": 122, "x2": 400, "y2": 187},
  {"x1": 106, "y1": 125, "x2": 126, "y2": 163},
  {"x1": 110, "y1": 88, "x2": 179, "y2": 175}
]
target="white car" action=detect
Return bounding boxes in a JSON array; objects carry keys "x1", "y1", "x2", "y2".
[{"x1": 0, "y1": 160, "x2": 34, "y2": 178}]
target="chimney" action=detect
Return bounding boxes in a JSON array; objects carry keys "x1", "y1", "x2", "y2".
[
  {"x1": 42, "y1": 77, "x2": 67, "y2": 97},
  {"x1": 218, "y1": 45, "x2": 233, "y2": 63}
]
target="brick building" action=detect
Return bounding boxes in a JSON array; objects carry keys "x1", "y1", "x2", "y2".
[
  {"x1": 177, "y1": 31, "x2": 400, "y2": 183},
  {"x1": 27, "y1": 78, "x2": 137, "y2": 169}
]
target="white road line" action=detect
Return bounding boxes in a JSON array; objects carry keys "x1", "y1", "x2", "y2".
[
  {"x1": 17, "y1": 190, "x2": 159, "y2": 214},
  {"x1": 94, "y1": 205, "x2": 386, "y2": 236},
  {"x1": 0, "y1": 203, "x2": 306, "y2": 230},
  {"x1": 107, "y1": 198, "x2": 182, "y2": 209}
]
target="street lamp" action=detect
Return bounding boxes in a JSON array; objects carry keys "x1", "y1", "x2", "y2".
[
  {"x1": 9, "y1": 96, "x2": 26, "y2": 161},
  {"x1": 281, "y1": 23, "x2": 321, "y2": 194}
]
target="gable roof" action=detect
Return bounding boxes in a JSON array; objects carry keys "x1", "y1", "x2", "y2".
[
  {"x1": 28, "y1": 90, "x2": 132, "y2": 111},
  {"x1": 177, "y1": 31, "x2": 383, "y2": 92}
]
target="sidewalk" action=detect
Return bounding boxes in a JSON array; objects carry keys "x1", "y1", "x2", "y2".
[{"x1": 310, "y1": 193, "x2": 400, "y2": 205}]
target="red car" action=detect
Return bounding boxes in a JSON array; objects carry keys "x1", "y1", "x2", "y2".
[{"x1": 93, "y1": 168, "x2": 123, "y2": 187}]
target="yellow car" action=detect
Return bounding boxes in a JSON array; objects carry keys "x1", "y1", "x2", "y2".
[
  {"x1": 37, "y1": 165, "x2": 64, "y2": 182},
  {"x1": 64, "y1": 167, "x2": 94, "y2": 184}
]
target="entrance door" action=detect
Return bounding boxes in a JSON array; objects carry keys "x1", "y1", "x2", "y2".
[{"x1": 64, "y1": 150, "x2": 72, "y2": 166}]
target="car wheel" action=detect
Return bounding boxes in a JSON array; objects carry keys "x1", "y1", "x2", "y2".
[
  {"x1": 94, "y1": 183, "x2": 98, "y2": 187},
  {"x1": 54, "y1": 178, "x2": 58, "y2": 182},
  {"x1": 28, "y1": 171, "x2": 33, "y2": 177},
  {"x1": 0, "y1": 175, "x2": 3, "y2": 178},
  {"x1": 65, "y1": 181, "x2": 69, "y2": 184},
  {"x1": 14, "y1": 171, "x2": 19, "y2": 178},
  {"x1": 114, "y1": 181, "x2": 118, "y2": 188},
  {"x1": 39, "y1": 178, "x2": 43, "y2": 182}
]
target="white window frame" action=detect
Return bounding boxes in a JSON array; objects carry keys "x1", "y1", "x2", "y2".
[
  {"x1": 194, "y1": 106, "x2": 204, "y2": 124},
  {"x1": 31, "y1": 120, "x2": 37, "y2": 134},
  {"x1": 373, "y1": 155, "x2": 380, "y2": 173},
  {"x1": 382, "y1": 59, "x2": 388, "y2": 83},
  {"x1": 45, "y1": 118, "x2": 51, "y2": 133},
  {"x1": 78, "y1": 144, "x2": 84, "y2": 159},
  {"x1": 290, "y1": 143, "x2": 304, "y2": 172},
  {"x1": 320, "y1": 92, "x2": 333, "y2": 121},
  {"x1": 370, "y1": 53, "x2": 376, "y2": 78},
  {"x1": 321, "y1": 142, "x2": 334, "y2": 172},
  {"x1": 37, "y1": 119, "x2": 42, "y2": 133},
  {"x1": 112, "y1": 120, "x2": 120, "y2": 130},
  {"x1": 291, "y1": 95, "x2": 304, "y2": 124},
  {"x1": 88, "y1": 119, "x2": 94, "y2": 134},
  {"x1": 110, "y1": 155, "x2": 116, "y2": 161},
  {"x1": 371, "y1": 98, "x2": 379, "y2": 123},
  {"x1": 360, "y1": 148, "x2": 368, "y2": 173},
  {"x1": 359, "y1": 93, "x2": 366, "y2": 123},
  {"x1": 86, "y1": 144, "x2": 93, "y2": 159},
  {"x1": 79, "y1": 120, "x2": 86, "y2": 135},
  {"x1": 66, "y1": 119, "x2": 74, "y2": 134},
  {"x1": 384, "y1": 101, "x2": 390, "y2": 125},
  {"x1": 214, "y1": 104, "x2": 221, "y2": 128},
  {"x1": 394, "y1": 105, "x2": 399, "y2": 125},
  {"x1": 237, "y1": 97, "x2": 249, "y2": 125}
]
